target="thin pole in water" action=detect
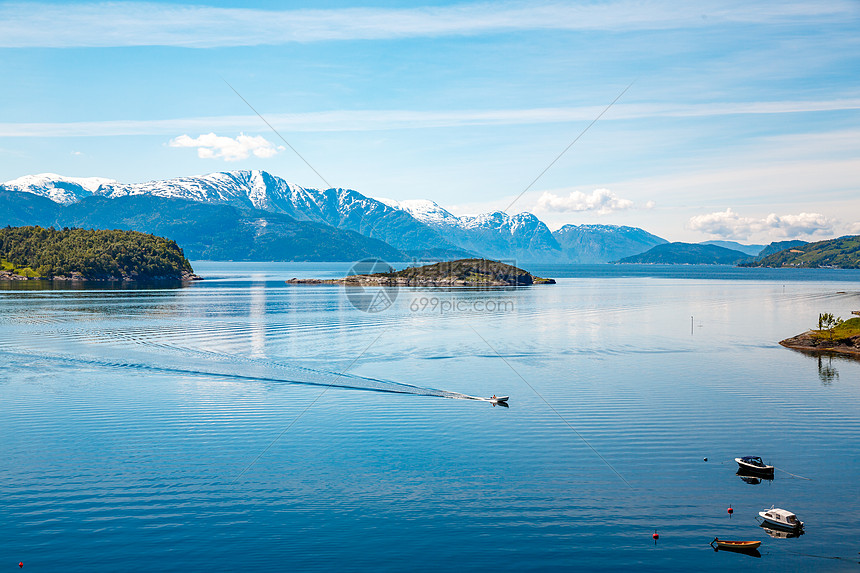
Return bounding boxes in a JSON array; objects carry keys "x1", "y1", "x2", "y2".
[{"x1": 691, "y1": 316, "x2": 694, "y2": 335}]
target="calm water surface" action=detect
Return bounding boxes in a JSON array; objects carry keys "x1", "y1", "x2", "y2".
[{"x1": 2, "y1": 263, "x2": 860, "y2": 571}]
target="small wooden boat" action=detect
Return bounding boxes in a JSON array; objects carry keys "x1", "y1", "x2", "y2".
[
  {"x1": 757, "y1": 507, "x2": 803, "y2": 531},
  {"x1": 711, "y1": 538, "x2": 761, "y2": 550},
  {"x1": 735, "y1": 456, "x2": 774, "y2": 476}
]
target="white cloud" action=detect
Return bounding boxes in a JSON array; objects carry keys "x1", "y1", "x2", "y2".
[
  {"x1": 167, "y1": 133, "x2": 282, "y2": 161},
  {"x1": 688, "y1": 208, "x2": 834, "y2": 240},
  {"x1": 0, "y1": 1, "x2": 854, "y2": 48},
  {"x1": 534, "y1": 188, "x2": 635, "y2": 215}
]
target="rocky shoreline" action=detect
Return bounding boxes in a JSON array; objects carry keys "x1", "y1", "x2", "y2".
[
  {"x1": 286, "y1": 258, "x2": 555, "y2": 287},
  {"x1": 286, "y1": 275, "x2": 554, "y2": 287},
  {"x1": 0, "y1": 269, "x2": 202, "y2": 282},
  {"x1": 779, "y1": 330, "x2": 860, "y2": 357}
]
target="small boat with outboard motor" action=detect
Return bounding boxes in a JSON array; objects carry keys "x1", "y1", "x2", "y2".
[{"x1": 735, "y1": 456, "x2": 774, "y2": 476}]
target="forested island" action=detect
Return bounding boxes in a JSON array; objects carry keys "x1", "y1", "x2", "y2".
[
  {"x1": 287, "y1": 258, "x2": 555, "y2": 286},
  {"x1": 0, "y1": 226, "x2": 200, "y2": 281}
]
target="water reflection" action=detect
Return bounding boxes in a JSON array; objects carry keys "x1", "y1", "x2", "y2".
[
  {"x1": 760, "y1": 524, "x2": 804, "y2": 539},
  {"x1": 0, "y1": 279, "x2": 190, "y2": 291},
  {"x1": 736, "y1": 470, "x2": 773, "y2": 485},
  {"x1": 817, "y1": 355, "x2": 839, "y2": 385},
  {"x1": 250, "y1": 274, "x2": 266, "y2": 358}
]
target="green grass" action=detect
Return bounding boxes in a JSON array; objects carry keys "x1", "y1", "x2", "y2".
[
  {"x1": 811, "y1": 317, "x2": 860, "y2": 340},
  {"x1": 833, "y1": 317, "x2": 860, "y2": 337},
  {"x1": 0, "y1": 258, "x2": 41, "y2": 278}
]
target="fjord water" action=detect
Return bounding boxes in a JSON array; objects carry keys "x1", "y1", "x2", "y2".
[{"x1": 2, "y1": 263, "x2": 860, "y2": 572}]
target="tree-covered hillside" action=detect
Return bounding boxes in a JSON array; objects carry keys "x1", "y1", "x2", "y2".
[
  {"x1": 742, "y1": 235, "x2": 860, "y2": 268},
  {"x1": 0, "y1": 226, "x2": 196, "y2": 280}
]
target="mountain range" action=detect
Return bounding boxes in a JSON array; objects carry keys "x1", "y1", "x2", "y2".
[
  {"x1": 0, "y1": 190, "x2": 406, "y2": 262},
  {"x1": 615, "y1": 239, "x2": 813, "y2": 265},
  {"x1": 7, "y1": 170, "x2": 808, "y2": 265},
  {"x1": 2, "y1": 170, "x2": 676, "y2": 263}
]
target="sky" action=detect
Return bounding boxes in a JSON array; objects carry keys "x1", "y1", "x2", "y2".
[{"x1": 1, "y1": 0, "x2": 858, "y2": 243}]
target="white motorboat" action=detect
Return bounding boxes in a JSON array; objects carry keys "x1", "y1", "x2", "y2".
[
  {"x1": 490, "y1": 395, "x2": 509, "y2": 403},
  {"x1": 756, "y1": 507, "x2": 803, "y2": 531}
]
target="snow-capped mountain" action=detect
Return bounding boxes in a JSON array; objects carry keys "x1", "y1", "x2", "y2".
[
  {"x1": 3, "y1": 171, "x2": 666, "y2": 263},
  {"x1": 552, "y1": 224, "x2": 667, "y2": 263},
  {"x1": 3, "y1": 171, "x2": 468, "y2": 257},
  {"x1": 4, "y1": 173, "x2": 118, "y2": 205},
  {"x1": 381, "y1": 198, "x2": 565, "y2": 262}
]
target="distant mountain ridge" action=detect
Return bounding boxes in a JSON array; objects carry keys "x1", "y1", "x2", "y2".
[
  {"x1": 616, "y1": 239, "x2": 826, "y2": 266},
  {"x1": 554, "y1": 224, "x2": 667, "y2": 263},
  {"x1": 756, "y1": 239, "x2": 808, "y2": 258},
  {"x1": 700, "y1": 240, "x2": 764, "y2": 256},
  {"x1": 4, "y1": 170, "x2": 667, "y2": 263},
  {"x1": 615, "y1": 242, "x2": 750, "y2": 265},
  {"x1": 381, "y1": 198, "x2": 564, "y2": 261}
]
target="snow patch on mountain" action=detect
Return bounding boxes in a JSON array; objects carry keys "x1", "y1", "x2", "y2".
[
  {"x1": 4, "y1": 173, "x2": 118, "y2": 205},
  {"x1": 380, "y1": 198, "x2": 463, "y2": 226}
]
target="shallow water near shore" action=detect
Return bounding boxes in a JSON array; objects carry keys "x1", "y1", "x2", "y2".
[{"x1": 2, "y1": 262, "x2": 860, "y2": 571}]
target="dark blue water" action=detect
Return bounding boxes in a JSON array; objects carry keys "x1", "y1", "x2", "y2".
[{"x1": 2, "y1": 263, "x2": 860, "y2": 571}]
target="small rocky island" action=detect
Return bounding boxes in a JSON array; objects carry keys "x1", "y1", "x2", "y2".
[
  {"x1": 780, "y1": 317, "x2": 860, "y2": 357},
  {"x1": 287, "y1": 258, "x2": 555, "y2": 287},
  {"x1": 0, "y1": 226, "x2": 201, "y2": 282}
]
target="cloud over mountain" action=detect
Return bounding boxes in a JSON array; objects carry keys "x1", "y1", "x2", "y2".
[
  {"x1": 688, "y1": 208, "x2": 834, "y2": 240},
  {"x1": 168, "y1": 133, "x2": 282, "y2": 161},
  {"x1": 535, "y1": 188, "x2": 635, "y2": 215}
]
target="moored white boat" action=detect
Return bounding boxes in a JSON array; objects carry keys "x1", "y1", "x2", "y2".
[
  {"x1": 735, "y1": 456, "x2": 774, "y2": 476},
  {"x1": 756, "y1": 507, "x2": 803, "y2": 531}
]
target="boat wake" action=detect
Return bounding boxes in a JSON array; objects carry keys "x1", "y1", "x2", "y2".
[{"x1": 0, "y1": 336, "x2": 487, "y2": 401}]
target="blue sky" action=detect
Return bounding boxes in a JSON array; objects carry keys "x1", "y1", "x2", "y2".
[{"x1": 1, "y1": 0, "x2": 858, "y2": 242}]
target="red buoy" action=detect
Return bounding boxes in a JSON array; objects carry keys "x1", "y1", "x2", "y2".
[
  {"x1": 652, "y1": 531, "x2": 659, "y2": 540},
  {"x1": 727, "y1": 506, "x2": 733, "y2": 515},
  {"x1": 19, "y1": 562, "x2": 23, "y2": 569}
]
